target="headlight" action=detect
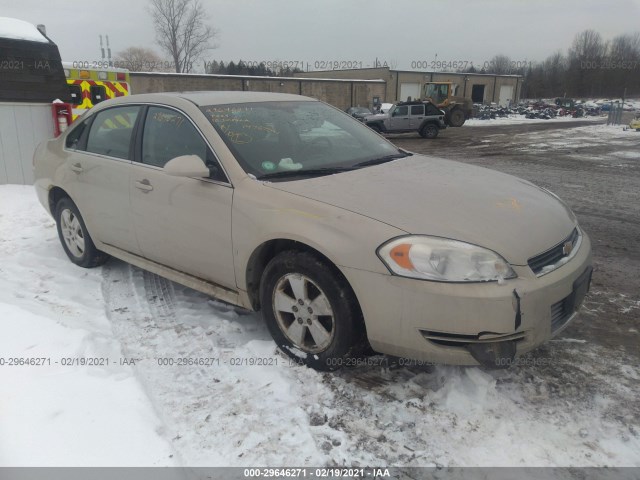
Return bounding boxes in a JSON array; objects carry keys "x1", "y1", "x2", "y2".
[{"x1": 377, "y1": 236, "x2": 516, "y2": 283}]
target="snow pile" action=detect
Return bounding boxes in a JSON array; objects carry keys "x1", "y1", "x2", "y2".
[{"x1": 0, "y1": 17, "x2": 48, "y2": 43}]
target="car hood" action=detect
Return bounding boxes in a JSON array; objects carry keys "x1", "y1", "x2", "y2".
[{"x1": 266, "y1": 155, "x2": 577, "y2": 265}]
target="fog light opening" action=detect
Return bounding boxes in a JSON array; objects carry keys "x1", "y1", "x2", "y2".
[{"x1": 466, "y1": 341, "x2": 517, "y2": 369}]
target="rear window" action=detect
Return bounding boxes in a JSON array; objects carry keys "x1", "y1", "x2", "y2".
[
  {"x1": 90, "y1": 85, "x2": 106, "y2": 104},
  {"x1": 85, "y1": 106, "x2": 139, "y2": 159},
  {"x1": 68, "y1": 85, "x2": 82, "y2": 105}
]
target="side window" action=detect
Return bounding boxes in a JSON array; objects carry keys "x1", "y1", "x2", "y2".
[
  {"x1": 90, "y1": 85, "x2": 106, "y2": 104},
  {"x1": 393, "y1": 105, "x2": 408, "y2": 116},
  {"x1": 410, "y1": 105, "x2": 424, "y2": 116},
  {"x1": 141, "y1": 107, "x2": 226, "y2": 181},
  {"x1": 68, "y1": 85, "x2": 82, "y2": 105},
  {"x1": 86, "y1": 106, "x2": 139, "y2": 159}
]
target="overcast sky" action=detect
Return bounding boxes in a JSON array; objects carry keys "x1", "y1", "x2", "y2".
[{"x1": 4, "y1": 0, "x2": 640, "y2": 71}]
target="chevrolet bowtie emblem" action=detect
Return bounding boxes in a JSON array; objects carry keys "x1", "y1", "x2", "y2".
[{"x1": 562, "y1": 241, "x2": 573, "y2": 256}]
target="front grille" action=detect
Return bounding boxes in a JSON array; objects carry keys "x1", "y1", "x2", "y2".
[
  {"x1": 528, "y1": 228, "x2": 580, "y2": 275},
  {"x1": 550, "y1": 297, "x2": 572, "y2": 332}
]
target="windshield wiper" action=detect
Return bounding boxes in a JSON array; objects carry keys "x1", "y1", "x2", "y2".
[
  {"x1": 258, "y1": 167, "x2": 354, "y2": 180},
  {"x1": 352, "y1": 153, "x2": 412, "y2": 168}
]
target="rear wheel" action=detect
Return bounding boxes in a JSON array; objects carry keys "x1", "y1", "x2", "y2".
[
  {"x1": 55, "y1": 197, "x2": 109, "y2": 268},
  {"x1": 419, "y1": 123, "x2": 439, "y2": 139},
  {"x1": 448, "y1": 108, "x2": 466, "y2": 127},
  {"x1": 260, "y1": 251, "x2": 365, "y2": 370}
]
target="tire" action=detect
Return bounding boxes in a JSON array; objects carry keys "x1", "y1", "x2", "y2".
[
  {"x1": 448, "y1": 108, "x2": 466, "y2": 127},
  {"x1": 419, "y1": 123, "x2": 439, "y2": 139},
  {"x1": 54, "y1": 197, "x2": 109, "y2": 268},
  {"x1": 260, "y1": 251, "x2": 365, "y2": 371},
  {"x1": 368, "y1": 123, "x2": 382, "y2": 133}
]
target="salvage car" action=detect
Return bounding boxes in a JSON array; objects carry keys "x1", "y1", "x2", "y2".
[{"x1": 33, "y1": 92, "x2": 592, "y2": 370}]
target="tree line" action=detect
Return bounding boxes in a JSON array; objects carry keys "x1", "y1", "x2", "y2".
[
  {"x1": 476, "y1": 30, "x2": 640, "y2": 99},
  {"x1": 204, "y1": 60, "x2": 304, "y2": 77}
]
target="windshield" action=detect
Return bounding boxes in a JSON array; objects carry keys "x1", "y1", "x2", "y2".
[{"x1": 201, "y1": 101, "x2": 403, "y2": 179}]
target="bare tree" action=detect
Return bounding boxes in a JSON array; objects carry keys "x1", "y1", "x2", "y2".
[
  {"x1": 486, "y1": 54, "x2": 512, "y2": 74},
  {"x1": 568, "y1": 29, "x2": 607, "y2": 97},
  {"x1": 114, "y1": 46, "x2": 167, "y2": 72},
  {"x1": 544, "y1": 51, "x2": 567, "y2": 95},
  {"x1": 149, "y1": 0, "x2": 217, "y2": 73}
]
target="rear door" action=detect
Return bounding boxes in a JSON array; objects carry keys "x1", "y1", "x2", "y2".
[
  {"x1": 62, "y1": 105, "x2": 142, "y2": 254},
  {"x1": 409, "y1": 104, "x2": 425, "y2": 129},
  {"x1": 129, "y1": 105, "x2": 236, "y2": 289}
]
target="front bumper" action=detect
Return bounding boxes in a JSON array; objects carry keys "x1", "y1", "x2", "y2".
[{"x1": 342, "y1": 232, "x2": 592, "y2": 366}]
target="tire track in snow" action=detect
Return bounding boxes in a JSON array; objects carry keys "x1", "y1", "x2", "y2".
[{"x1": 101, "y1": 260, "x2": 330, "y2": 466}]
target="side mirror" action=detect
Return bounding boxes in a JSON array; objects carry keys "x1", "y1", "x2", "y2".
[{"x1": 163, "y1": 155, "x2": 210, "y2": 177}]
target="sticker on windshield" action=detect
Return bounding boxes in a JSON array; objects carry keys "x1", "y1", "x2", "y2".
[{"x1": 261, "y1": 161, "x2": 276, "y2": 171}]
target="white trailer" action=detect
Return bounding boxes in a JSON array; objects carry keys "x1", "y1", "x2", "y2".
[{"x1": 0, "y1": 17, "x2": 70, "y2": 185}]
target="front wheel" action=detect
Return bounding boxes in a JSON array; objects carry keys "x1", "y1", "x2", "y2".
[
  {"x1": 260, "y1": 251, "x2": 365, "y2": 370},
  {"x1": 55, "y1": 197, "x2": 109, "y2": 268}
]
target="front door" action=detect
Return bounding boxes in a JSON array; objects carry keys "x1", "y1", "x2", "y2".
[
  {"x1": 129, "y1": 106, "x2": 236, "y2": 289},
  {"x1": 389, "y1": 105, "x2": 410, "y2": 131}
]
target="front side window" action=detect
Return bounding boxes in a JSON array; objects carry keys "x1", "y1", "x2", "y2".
[
  {"x1": 392, "y1": 105, "x2": 408, "y2": 116},
  {"x1": 85, "y1": 106, "x2": 139, "y2": 159},
  {"x1": 141, "y1": 107, "x2": 226, "y2": 181},
  {"x1": 201, "y1": 101, "x2": 404, "y2": 179}
]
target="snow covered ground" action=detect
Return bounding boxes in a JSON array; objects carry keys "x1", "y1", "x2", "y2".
[{"x1": 1, "y1": 129, "x2": 639, "y2": 468}]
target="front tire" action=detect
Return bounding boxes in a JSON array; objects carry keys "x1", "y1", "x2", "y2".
[
  {"x1": 260, "y1": 251, "x2": 365, "y2": 371},
  {"x1": 55, "y1": 197, "x2": 109, "y2": 268}
]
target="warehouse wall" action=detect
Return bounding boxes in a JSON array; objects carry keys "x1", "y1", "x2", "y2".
[
  {"x1": 130, "y1": 73, "x2": 386, "y2": 111},
  {"x1": 295, "y1": 67, "x2": 522, "y2": 105}
]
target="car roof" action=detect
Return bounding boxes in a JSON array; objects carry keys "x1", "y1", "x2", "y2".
[{"x1": 121, "y1": 91, "x2": 316, "y2": 106}]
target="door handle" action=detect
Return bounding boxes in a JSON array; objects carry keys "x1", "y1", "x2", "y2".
[
  {"x1": 135, "y1": 179, "x2": 154, "y2": 192},
  {"x1": 70, "y1": 163, "x2": 83, "y2": 173}
]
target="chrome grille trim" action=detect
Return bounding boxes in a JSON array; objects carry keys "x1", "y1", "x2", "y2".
[{"x1": 528, "y1": 228, "x2": 581, "y2": 277}]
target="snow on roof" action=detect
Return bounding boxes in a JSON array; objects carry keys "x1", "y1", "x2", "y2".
[{"x1": 0, "y1": 17, "x2": 49, "y2": 43}]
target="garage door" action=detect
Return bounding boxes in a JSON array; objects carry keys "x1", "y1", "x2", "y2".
[
  {"x1": 399, "y1": 83, "x2": 421, "y2": 102},
  {"x1": 499, "y1": 85, "x2": 514, "y2": 107}
]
